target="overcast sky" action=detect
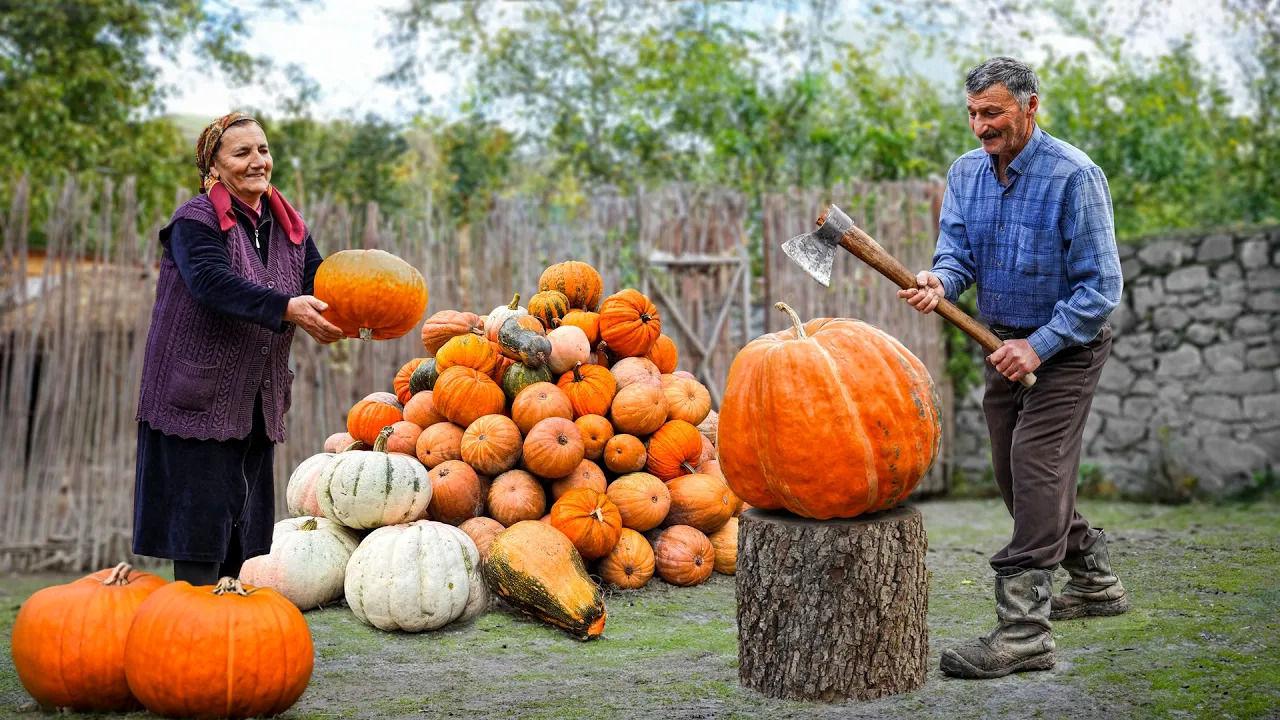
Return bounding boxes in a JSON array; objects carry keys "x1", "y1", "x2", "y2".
[{"x1": 158, "y1": 0, "x2": 1239, "y2": 123}]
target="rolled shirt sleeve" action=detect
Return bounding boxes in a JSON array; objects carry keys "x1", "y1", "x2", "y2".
[{"x1": 931, "y1": 166, "x2": 978, "y2": 303}]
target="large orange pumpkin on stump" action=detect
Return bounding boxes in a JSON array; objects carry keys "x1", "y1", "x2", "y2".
[
  {"x1": 718, "y1": 302, "x2": 941, "y2": 520},
  {"x1": 550, "y1": 487, "x2": 622, "y2": 560},
  {"x1": 11, "y1": 563, "x2": 166, "y2": 711},
  {"x1": 124, "y1": 578, "x2": 313, "y2": 718},
  {"x1": 598, "y1": 289, "x2": 662, "y2": 357},
  {"x1": 315, "y1": 248, "x2": 427, "y2": 340}
]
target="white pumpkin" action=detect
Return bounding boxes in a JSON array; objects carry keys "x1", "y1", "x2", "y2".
[
  {"x1": 286, "y1": 452, "x2": 336, "y2": 517},
  {"x1": 485, "y1": 292, "x2": 528, "y2": 342},
  {"x1": 546, "y1": 325, "x2": 592, "y2": 376},
  {"x1": 344, "y1": 520, "x2": 490, "y2": 632},
  {"x1": 316, "y1": 429, "x2": 432, "y2": 530},
  {"x1": 240, "y1": 516, "x2": 360, "y2": 609},
  {"x1": 610, "y1": 356, "x2": 662, "y2": 390}
]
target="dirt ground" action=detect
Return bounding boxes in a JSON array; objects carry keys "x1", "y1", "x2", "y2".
[{"x1": 2, "y1": 497, "x2": 1278, "y2": 720}]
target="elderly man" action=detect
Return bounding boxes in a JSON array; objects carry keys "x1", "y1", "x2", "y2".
[{"x1": 899, "y1": 57, "x2": 1128, "y2": 679}]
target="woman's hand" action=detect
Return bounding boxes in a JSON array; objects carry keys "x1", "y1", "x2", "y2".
[
  {"x1": 896, "y1": 271, "x2": 944, "y2": 314},
  {"x1": 285, "y1": 295, "x2": 344, "y2": 344}
]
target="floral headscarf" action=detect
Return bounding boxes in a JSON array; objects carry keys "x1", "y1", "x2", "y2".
[{"x1": 194, "y1": 112, "x2": 262, "y2": 192}]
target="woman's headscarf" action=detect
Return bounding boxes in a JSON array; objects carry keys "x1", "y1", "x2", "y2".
[{"x1": 195, "y1": 112, "x2": 262, "y2": 192}]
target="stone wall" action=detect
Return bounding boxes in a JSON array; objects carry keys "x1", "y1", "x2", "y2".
[{"x1": 950, "y1": 226, "x2": 1280, "y2": 500}]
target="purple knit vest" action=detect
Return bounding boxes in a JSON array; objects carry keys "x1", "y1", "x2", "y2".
[{"x1": 136, "y1": 193, "x2": 305, "y2": 442}]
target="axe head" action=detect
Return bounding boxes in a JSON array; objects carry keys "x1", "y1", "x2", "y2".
[{"x1": 782, "y1": 204, "x2": 856, "y2": 287}]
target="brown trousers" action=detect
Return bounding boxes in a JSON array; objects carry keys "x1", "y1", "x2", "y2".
[{"x1": 984, "y1": 325, "x2": 1112, "y2": 571}]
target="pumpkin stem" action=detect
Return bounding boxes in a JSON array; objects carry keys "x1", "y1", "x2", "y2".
[
  {"x1": 212, "y1": 577, "x2": 251, "y2": 596},
  {"x1": 681, "y1": 462, "x2": 697, "y2": 475},
  {"x1": 507, "y1": 292, "x2": 521, "y2": 310},
  {"x1": 102, "y1": 562, "x2": 132, "y2": 586},
  {"x1": 373, "y1": 426, "x2": 395, "y2": 453},
  {"x1": 359, "y1": 327, "x2": 373, "y2": 341},
  {"x1": 774, "y1": 302, "x2": 807, "y2": 338},
  {"x1": 300, "y1": 518, "x2": 319, "y2": 531},
  {"x1": 640, "y1": 312, "x2": 652, "y2": 322},
  {"x1": 592, "y1": 507, "x2": 604, "y2": 523},
  {"x1": 341, "y1": 440, "x2": 365, "y2": 452},
  {"x1": 572, "y1": 361, "x2": 584, "y2": 382}
]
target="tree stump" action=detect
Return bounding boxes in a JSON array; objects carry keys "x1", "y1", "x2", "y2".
[{"x1": 737, "y1": 505, "x2": 929, "y2": 702}]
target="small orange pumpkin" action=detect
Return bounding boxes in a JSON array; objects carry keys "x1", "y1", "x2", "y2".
[
  {"x1": 660, "y1": 374, "x2": 712, "y2": 426},
  {"x1": 707, "y1": 516, "x2": 738, "y2": 574},
  {"x1": 428, "y1": 460, "x2": 489, "y2": 526},
  {"x1": 598, "y1": 289, "x2": 662, "y2": 357},
  {"x1": 643, "y1": 334, "x2": 679, "y2": 374},
  {"x1": 420, "y1": 309, "x2": 484, "y2": 355},
  {"x1": 539, "y1": 261, "x2": 604, "y2": 311},
  {"x1": 459, "y1": 516, "x2": 506, "y2": 562},
  {"x1": 432, "y1": 366, "x2": 506, "y2": 428},
  {"x1": 414, "y1": 421, "x2": 465, "y2": 469},
  {"x1": 549, "y1": 459, "x2": 607, "y2": 501},
  {"x1": 403, "y1": 390, "x2": 445, "y2": 428},
  {"x1": 346, "y1": 393, "x2": 404, "y2": 446},
  {"x1": 393, "y1": 357, "x2": 429, "y2": 405},
  {"x1": 558, "y1": 362, "x2": 616, "y2": 418},
  {"x1": 385, "y1": 420, "x2": 423, "y2": 456},
  {"x1": 550, "y1": 487, "x2": 622, "y2": 560},
  {"x1": 522, "y1": 417, "x2": 584, "y2": 479},
  {"x1": 606, "y1": 472, "x2": 671, "y2": 531},
  {"x1": 314, "y1": 248, "x2": 427, "y2": 340},
  {"x1": 645, "y1": 420, "x2": 704, "y2": 481},
  {"x1": 652, "y1": 525, "x2": 715, "y2": 587},
  {"x1": 435, "y1": 333, "x2": 499, "y2": 376},
  {"x1": 487, "y1": 470, "x2": 547, "y2": 527},
  {"x1": 597, "y1": 528, "x2": 655, "y2": 590},
  {"x1": 609, "y1": 382, "x2": 668, "y2": 436},
  {"x1": 558, "y1": 309, "x2": 600, "y2": 344},
  {"x1": 511, "y1": 381, "x2": 573, "y2": 435},
  {"x1": 602, "y1": 433, "x2": 647, "y2": 474},
  {"x1": 665, "y1": 473, "x2": 738, "y2": 533},
  {"x1": 574, "y1": 414, "x2": 614, "y2": 460},
  {"x1": 461, "y1": 414, "x2": 524, "y2": 475}
]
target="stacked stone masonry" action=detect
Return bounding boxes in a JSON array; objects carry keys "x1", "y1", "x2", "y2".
[{"x1": 950, "y1": 227, "x2": 1280, "y2": 499}]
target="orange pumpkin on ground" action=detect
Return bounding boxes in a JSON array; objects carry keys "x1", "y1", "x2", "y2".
[
  {"x1": 11, "y1": 563, "x2": 166, "y2": 711},
  {"x1": 609, "y1": 382, "x2": 668, "y2": 436},
  {"x1": 522, "y1": 417, "x2": 584, "y2": 479},
  {"x1": 459, "y1": 516, "x2": 506, "y2": 562},
  {"x1": 393, "y1": 357, "x2": 429, "y2": 404},
  {"x1": 550, "y1": 459, "x2": 607, "y2": 501},
  {"x1": 550, "y1": 488, "x2": 622, "y2": 560},
  {"x1": 403, "y1": 390, "x2": 446, "y2": 428},
  {"x1": 558, "y1": 309, "x2": 600, "y2": 344},
  {"x1": 558, "y1": 362, "x2": 616, "y2": 417},
  {"x1": 652, "y1": 525, "x2": 715, "y2": 587},
  {"x1": 665, "y1": 473, "x2": 738, "y2": 533},
  {"x1": 539, "y1": 261, "x2": 604, "y2": 312},
  {"x1": 603, "y1": 433, "x2": 647, "y2": 474},
  {"x1": 575, "y1": 414, "x2": 614, "y2": 460},
  {"x1": 435, "y1": 333, "x2": 499, "y2": 376},
  {"x1": 421, "y1": 309, "x2": 484, "y2": 355},
  {"x1": 718, "y1": 302, "x2": 942, "y2": 520},
  {"x1": 708, "y1": 516, "x2": 738, "y2": 574},
  {"x1": 661, "y1": 374, "x2": 712, "y2": 426},
  {"x1": 606, "y1": 472, "x2": 671, "y2": 531},
  {"x1": 314, "y1": 248, "x2": 427, "y2": 340},
  {"x1": 643, "y1": 334, "x2": 679, "y2": 374},
  {"x1": 415, "y1": 421, "x2": 465, "y2": 468},
  {"x1": 346, "y1": 393, "x2": 403, "y2": 446},
  {"x1": 427, "y1": 460, "x2": 489, "y2": 526},
  {"x1": 646, "y1": 420, "x2": 704, "y2": 481},
  {"x1": 597, "y1": 529, "x2": 655, "y2": 590},
  {"x1": 511, "y1": 382, "x2": 573, "y2": 435},
  {"x1": 433, "y1": 366, "x2": 506, "y2": 428},
  {"x1": 461, "y1": 414, "x2": 523, "y2": 475},
  {"x1": 385, "y1": 420, "x2": 423, "y2": 456},
  {"x1": 598, "y1": 289, "x2": 662, "y2": 357},
  {"x1": 487, "y1": 470, "x2": 547, "y2": 527}
]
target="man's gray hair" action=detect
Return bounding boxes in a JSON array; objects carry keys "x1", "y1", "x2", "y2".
[{"x1": 966, "y1": 57, "x2": 1040, "y2": 109}]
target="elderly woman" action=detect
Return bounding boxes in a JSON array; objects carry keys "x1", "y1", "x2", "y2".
[{"x1": 133, "y1": 112, "x2": 342, "y2": 585}]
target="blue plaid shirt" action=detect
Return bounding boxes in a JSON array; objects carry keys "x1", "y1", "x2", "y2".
[{"x1": 932, "y1": 125, "x2": 1123, "y2": 362}]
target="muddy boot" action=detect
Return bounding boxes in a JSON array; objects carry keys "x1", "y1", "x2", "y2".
[
  {"x1": 940, "y1": 568, "x2": 1056, "y2": 679},
  {"x1": 1051, "y1": 530, "x2": 1130, "y2": 620}
]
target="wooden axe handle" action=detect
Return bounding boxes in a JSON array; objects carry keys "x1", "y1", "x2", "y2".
[{"x1": 837, "y1": 223, "x2": 1037, "y2": 388}]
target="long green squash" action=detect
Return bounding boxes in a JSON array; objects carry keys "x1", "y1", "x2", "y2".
[{"x1": 482, "y1": 520, "x2": 606, "y2": 640}]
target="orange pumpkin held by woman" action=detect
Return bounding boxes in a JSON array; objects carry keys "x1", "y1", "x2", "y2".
[
  {"x1": 718, "y1": 302, "x2": 941, "y2": 520},
  {"x1": 314, "y1": 248, "x2": 427, "y2": 340}
]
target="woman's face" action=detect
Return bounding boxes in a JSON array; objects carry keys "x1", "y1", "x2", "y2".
[{"x1": 211, "y1": 122, "x2": 272, "y2": 205}]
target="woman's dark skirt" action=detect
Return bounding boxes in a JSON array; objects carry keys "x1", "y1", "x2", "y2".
[{"x1": 132, "y1": 396, "x2": 275, "y2": 563}]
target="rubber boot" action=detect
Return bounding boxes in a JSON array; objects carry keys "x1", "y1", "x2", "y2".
[
  {"x1": 1051, "y1": 529, "x2": 1131, "y2": 620},
  {"x1": 940, "y1": 568, "x2": 1056, "y2": 679}
]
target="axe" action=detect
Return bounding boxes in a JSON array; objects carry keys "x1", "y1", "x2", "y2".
[{"x1": 783, "y1": 204, "x2": 1037, "y2": 387}]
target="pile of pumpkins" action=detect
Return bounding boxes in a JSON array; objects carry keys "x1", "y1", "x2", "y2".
[{"x1": 261, "y1": 259, "x2": 742, "y2": 640}]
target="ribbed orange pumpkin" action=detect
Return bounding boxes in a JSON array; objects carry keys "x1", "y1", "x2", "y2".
[
  {"x1": 124, "y1": 578, "x2": 313, "y2": 718},
  {"x1": 557, "y1": 362, "x2": 616, "y2": 417},
  {"x1": 602, "y1": 433, "x2": 647, "y2": 473},
  {"x1": 433, "y1": 366, "x2": 506, "y2": 428},
  {"x1": 459, "y1": 516, "x2": 505, "y2": 562},
  {"x1": 652, "y1": 525, "x2": 714, "y2": 587},
  {"x1": 403, "y1": 390, "x2": 445, "y2": 428},
  {"x1": 393, "y1": 357, "x2": 429, "y2": 404},
  {"x1": 609, "y1": 382, "x2": 668, "y2": 436},
  {"x1": 574, "y1": 414, "x2": 614, "y2": 460},
  {"x1": 665, "y1": 473, "x2": 737, "y2": 533},
  {"x1": 511, "y1": 381, "x2": 573, "y2": 435},
  {"x1": 644, "y1": 334, "x2": 679, "y2": 374},
  {"x1": 11, "y1": 564, "x2": 166, "y2": 711},
  {"x1": 539, "y1": 260, "x2": 604, "y2": 311},
  {"x1": 707, "y1": 516, "x2": 738, "y2": 575},
  {"x1": 415, "y1": 421, "x2": 464, "y2": 468},
  {"x1": 598, "y1": 529, "x2": 655, "y2": 590},
  {"x1": 314, "y1": 248, "x2": 427, "y2": 340},
  {"x1": 522, "y1": 417, "x2": 584, "y2": 478},
  {"x1": 487, "y1": 470, "x2": 547, "y2": 526},
  {"x1": 719, "y1": 302, "x2": 942, "y2": 519},
  {"x1": 421, "y1": 309, "x2": 484, "y2": 354},
  {"x1": 646, "y1": 420, "x2": 704, "y2": 481},
  {"x1": 550, "y1": 488, "x2": 622, "y2": 560},
  {"x1": 598, "y1": 289, "x2": 662, "y2": 357},
  {"x1": 549, "y1": 459, "x2": 607, "y2": 501},
  {"x1": 558, "y1": 309, "x2": 600, "y2": 344},
  {"x1": 385, "y1": 420, "x2": 423, "y2": 456},
  {"x1": 461, "y1": 414, "x2": 523, "y2": 475},
  {"x1": 660, "y1": 374, "x2": 712, "y2": 426},
  {"x1": 606, "y1": 472, "x2": 671, "y2": 531},
  {"x1": 346, "y1": 393, "x2": 404, "y2": 445},
  {"x1": 428, "y1": 460, "x2": 488, "y2": 525},
  {"x1": 435, "y1": 333, "x2": 499, "y2": 376}
]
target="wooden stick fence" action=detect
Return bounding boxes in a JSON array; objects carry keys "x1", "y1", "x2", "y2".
[{"x1": 0, "y1": 177, "x2": 945, "y2": 572}]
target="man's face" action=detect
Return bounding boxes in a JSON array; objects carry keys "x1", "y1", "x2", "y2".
[{"x1": 966, "y1": 83, "x2": 1038, "y2": 158}]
